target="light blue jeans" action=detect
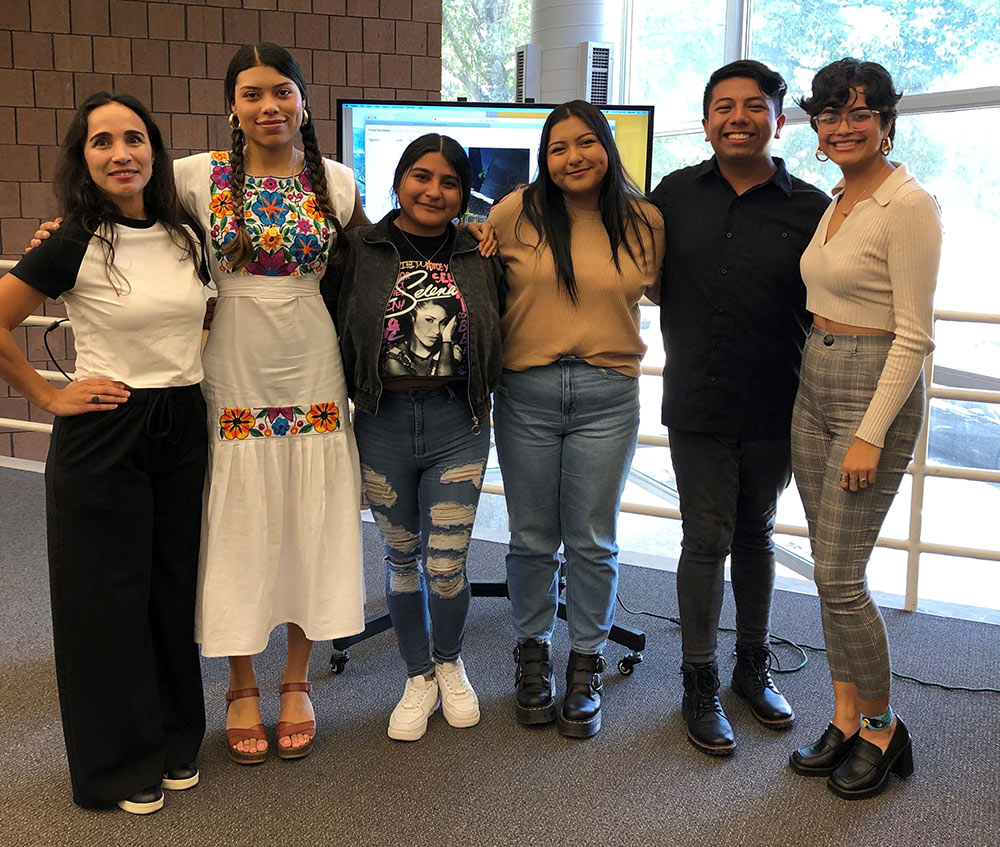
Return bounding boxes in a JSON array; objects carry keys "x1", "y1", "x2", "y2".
[
  {"x1": 493, "y1": 359, "x2": 640, "y2": 654},
  {"x1": 354, "y1": 386, "x2": 489, "y2": 677}
]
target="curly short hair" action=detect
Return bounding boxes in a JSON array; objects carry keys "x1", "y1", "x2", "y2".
[{"x1": 798, "y1": 58, "x2": 902, "y2": 141}]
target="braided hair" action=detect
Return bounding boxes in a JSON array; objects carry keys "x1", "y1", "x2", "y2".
[{"x1": 222, "y1": 43, "x2": 347, "y2": 273}]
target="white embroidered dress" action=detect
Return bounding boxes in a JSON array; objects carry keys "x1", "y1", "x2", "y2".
[{"x1": 175, "y1": 151, "x2": 364, "y2": 657}]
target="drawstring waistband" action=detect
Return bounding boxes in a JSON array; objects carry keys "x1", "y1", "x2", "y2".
[{"x1": 123, "y1": 384, "x2": 202, "y2": 441}]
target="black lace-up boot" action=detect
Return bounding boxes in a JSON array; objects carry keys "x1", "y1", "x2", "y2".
[
  {"x1": 514, "y1": 639, "x2": 555, "y2": 724},
  {"x1": 681, "y1": 661, "x2": 736, "y2": 755},
  {"x1": 557, "y1": 651, "x2": 605, "y2": 738},
  {"x1": 731, "y1": 642, "x2": 795, "y2": 728}
]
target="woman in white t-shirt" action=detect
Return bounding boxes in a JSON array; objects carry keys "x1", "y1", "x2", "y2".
[{"x1": 0, "y1": 92, "x2": 208, "y2": 815}]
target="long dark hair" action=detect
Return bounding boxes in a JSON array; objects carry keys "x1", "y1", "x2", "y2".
[
  {"x1": 223, "y1": 42, "x2": 346, "y2": 272},
  {"x1": 798, "y1": 58, "x2": 902, "y2": 142},
  {"x1": 392, "y1": 133, "x2": 472, "y2": 217},
  {"x1": 517, "y1": 99, "x2": 655, "y2": 303},
  {"x1": 54, "y1": 91, "x2": 200, "y2": 293}
]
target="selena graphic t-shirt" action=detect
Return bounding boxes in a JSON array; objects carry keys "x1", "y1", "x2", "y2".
[{"x1": 380, "y1": 224, "x2": 469, "y2": 384}]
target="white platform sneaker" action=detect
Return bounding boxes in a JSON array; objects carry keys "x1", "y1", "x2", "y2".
[
  {"x1": 435, "y1": 657, "x2": 481, "y2": 728},
  {"x1": 387, "y1": 674, "x2": 440, "y2": 741}
]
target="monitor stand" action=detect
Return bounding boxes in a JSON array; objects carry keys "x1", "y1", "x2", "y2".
[{"x1": 330, "y1": 578, "x2": 645, "y2": 676}]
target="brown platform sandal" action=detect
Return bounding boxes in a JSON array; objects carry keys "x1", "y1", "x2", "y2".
[
  {"x1": 225, "y1": 687, "x2": 268, "y2": 765},
  {"x1": 276, "y1": 681, "x2": 316, "y2": 760}
]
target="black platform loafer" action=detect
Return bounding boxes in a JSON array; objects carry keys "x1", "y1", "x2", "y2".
[
  {"x1": 789, "y1": 724, "x2": 859, "y2": 776},
  {"x1": 117, "y1": 786, "x2": 164, "y2": 815},
  {"x1": 731, "y1": 643, "x2": 795, "y2": 728},
  {"x1": 681, "y1": 661, "x2": 736, "y2": 755},
  {"x1": 828, "y1": 717, "x2": 914, "y2": 800},
  {"x1": 514, "y1": 638, "x2": 556, "y2": 724},
  {"x1": 162, "y1": 763, "x2": 199, "y2": 790},
  {"x1": 557, "y1": 651, "x2": 604, "y2": 739}
]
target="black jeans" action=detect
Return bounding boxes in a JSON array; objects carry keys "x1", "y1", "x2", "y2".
[{"x1": 668, "y1": 428, "x2": 792, "y2": 665}]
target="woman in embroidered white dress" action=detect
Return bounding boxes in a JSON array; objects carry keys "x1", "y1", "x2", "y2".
[{"x1": 173, "y1": 43, "x2": 370, "y2": 763}]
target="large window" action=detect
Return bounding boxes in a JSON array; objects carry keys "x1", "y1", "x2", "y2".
[
  {"x1": 623, "y1": 0, "x2": 1000, "y2": 617},
  {"x1": 442, "y1": 0, "x2": 532, "y2": 102}
]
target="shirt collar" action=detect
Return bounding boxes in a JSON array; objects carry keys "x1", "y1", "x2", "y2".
[
  {"x1": 697, "y1": 156, "x2": 794, "y2": 197},
  {"x1": 831, "y1": 162, "x2": 912, "y2": 206}
]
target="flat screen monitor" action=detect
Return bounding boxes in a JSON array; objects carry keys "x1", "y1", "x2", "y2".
[{"x1": 336, "y1": 99, "x2": 655, "y2": 223}]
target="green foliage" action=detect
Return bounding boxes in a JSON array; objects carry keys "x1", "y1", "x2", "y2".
[
  {"x1": 751, "y1": 0, "x2": 1000, "y2": 97},
  {"x1": 442, "y1": 0, "x2": 532, "y2": 102}
]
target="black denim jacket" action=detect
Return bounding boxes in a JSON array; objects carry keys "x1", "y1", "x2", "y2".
[{"x1": 321, "y1": 210, "x2": 506, "y2": 426}]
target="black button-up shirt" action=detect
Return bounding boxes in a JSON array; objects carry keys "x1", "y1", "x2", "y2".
[{"x1": 650, "y1": 157, "x2": 828, "y2": 437}]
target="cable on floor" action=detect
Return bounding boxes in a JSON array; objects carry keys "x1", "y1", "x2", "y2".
[{"x1": 615, "y1": 591, "x2": 1000, "y2": 694}]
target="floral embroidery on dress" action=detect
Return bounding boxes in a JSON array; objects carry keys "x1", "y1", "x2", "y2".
[
  {"x1": 207, "y1": 151, "x2": 333, "y2": 276},
  {"x1": 218, "y1": 403, "x2": 342, "y2": 440}
]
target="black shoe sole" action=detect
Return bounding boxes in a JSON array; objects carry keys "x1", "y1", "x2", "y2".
[
  {"x1": 516, "y1": 701, "x2": 557, "y2": 725},
  {"x1": 749, "y1": 709, "x2": 796, "y2": 729},
  {"x1": 686, "y1": 731, "x2": 736, "y2": 756},
  {"x1": 557, "y1": 711, "x2": 600, "y2": 738}
]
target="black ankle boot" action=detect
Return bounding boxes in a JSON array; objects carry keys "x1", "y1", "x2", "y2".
[
  {"x1": 731, "y1": 642, "x2": 795, "y2": 728},
  {"x1": 827, "y1": 717, "x2": 914, "y2": 800},
  {"x1": 681, "y1": 661, "x2": 736, "y2": 755},
  {"x1": 789, "y1": 724, "x2": 859, "y2": 776},
  {"x1": 557, "y1": 650, "x2": 604, "y2": 738},
  {"x1": 514, "y1": 638, "x2": 555, "y2": 724}
]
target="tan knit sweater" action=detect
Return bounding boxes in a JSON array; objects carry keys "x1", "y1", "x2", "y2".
[
  {"x1": 800, "y1": 164, "x2": 942, "y2": 446},
  {"x1": 488, "y1": 188, "x2": 665, "y2": 377}
]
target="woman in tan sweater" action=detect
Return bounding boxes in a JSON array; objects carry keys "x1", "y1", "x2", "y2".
[
  {"x1": 789, "y1": 59, "x2": 942, "y2": 799},
  {"x1": 488, "y1": 100, "x2": 664, "y2": 738}
]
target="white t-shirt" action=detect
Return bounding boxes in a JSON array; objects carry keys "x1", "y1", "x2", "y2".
[{"x1": 12, "y1": 216, "x2": 207, "y2": 388}]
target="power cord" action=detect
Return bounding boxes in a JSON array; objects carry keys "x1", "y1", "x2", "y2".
[
  {"x1": 616, "y1": 591, "x2": 1000, "y2": 694},
  {"x1": 43, "y1": 318, "x2": 72, "y2": 381}
]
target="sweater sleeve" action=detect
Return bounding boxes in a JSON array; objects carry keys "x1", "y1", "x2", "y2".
[{"x1": 856, "y1": 187, "x2": 942, "y2": 446}]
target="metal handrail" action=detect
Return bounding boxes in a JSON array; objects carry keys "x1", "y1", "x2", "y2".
[{"x1": 4, "y1": 311, "x2": 1000, "y2": 610}]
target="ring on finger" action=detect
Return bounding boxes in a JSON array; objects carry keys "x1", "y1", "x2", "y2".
[
  {"x1": 840, "y1": 473, "x2": 850, "y2": 483},
  {"x1": 90, "y1": 394, "x2": 100, "y2": 404},
  {"x1": 859, "y1": 478, "x2": 869, "y2": 488}
]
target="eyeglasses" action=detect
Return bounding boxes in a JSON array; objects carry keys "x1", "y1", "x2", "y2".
[{"x1": 812, "y1": 109, "x2": 882, "y2": 130}]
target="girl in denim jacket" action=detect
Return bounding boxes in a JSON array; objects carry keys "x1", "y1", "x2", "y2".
[{"x1": 324, "y1": 134, "x2": 505, "y2": 741}]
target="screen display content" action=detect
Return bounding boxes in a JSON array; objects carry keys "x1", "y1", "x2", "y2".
[{"x1": 337, "y1": 100, "x2": 655, "y2": 223}]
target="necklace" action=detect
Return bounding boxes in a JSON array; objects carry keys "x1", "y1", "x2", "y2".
[
  {"x1": 839, "y1": 167, "x2": 887, "y2": 217},
  {"x1": 396, "y1": 226, "x2": 450, "y2": 263},
  {"x1": 245, "y1": 148, "x2": 304, "y2": 179}
]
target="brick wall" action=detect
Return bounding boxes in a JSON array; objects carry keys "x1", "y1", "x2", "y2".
[{"x1": 0, "y1": 0, "x2": 443, "y2": 461}]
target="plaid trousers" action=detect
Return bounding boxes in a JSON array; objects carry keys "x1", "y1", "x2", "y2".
[{"x1": 791, "y1": 328, "x2": 924, "y2": 701}]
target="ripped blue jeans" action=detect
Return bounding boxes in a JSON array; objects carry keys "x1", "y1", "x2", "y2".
[{"x1": 354, "y1": 386, "x2": 489, "y2": 677}]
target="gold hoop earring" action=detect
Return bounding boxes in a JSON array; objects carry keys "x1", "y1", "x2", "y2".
[
  {"x1": 880, "y1": 136, "x2": 893, "y2": 155},
  {"x1": 302, "y1": 108, "x2": 310, "y2": 125},
  {"x1": 815, "y1": 146, "x2": 829, "y2": 162},
  {"x1": 228, "y1": 113, "x2": 240, "y2": 131}
]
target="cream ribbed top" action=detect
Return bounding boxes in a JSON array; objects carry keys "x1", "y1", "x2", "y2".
[
  {"x1": 800, "y1": 164, "x2": 942, "y2": 446},
  {"x1": 488, "y1": 188, "x2": 665, "y2": 377}
]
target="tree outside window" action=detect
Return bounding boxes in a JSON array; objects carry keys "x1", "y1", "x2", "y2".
[{"x1": 442, "y1": 0, "x2": 532, "y2": 102}]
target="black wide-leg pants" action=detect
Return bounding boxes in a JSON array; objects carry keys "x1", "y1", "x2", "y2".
[{"x1": 45, "y1": 384, "x2": 207, "y2": 808}]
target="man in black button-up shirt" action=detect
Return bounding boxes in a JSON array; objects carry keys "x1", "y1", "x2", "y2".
[{"x1": 649, "y1": 60, "x2": 828, "y2": 756}]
